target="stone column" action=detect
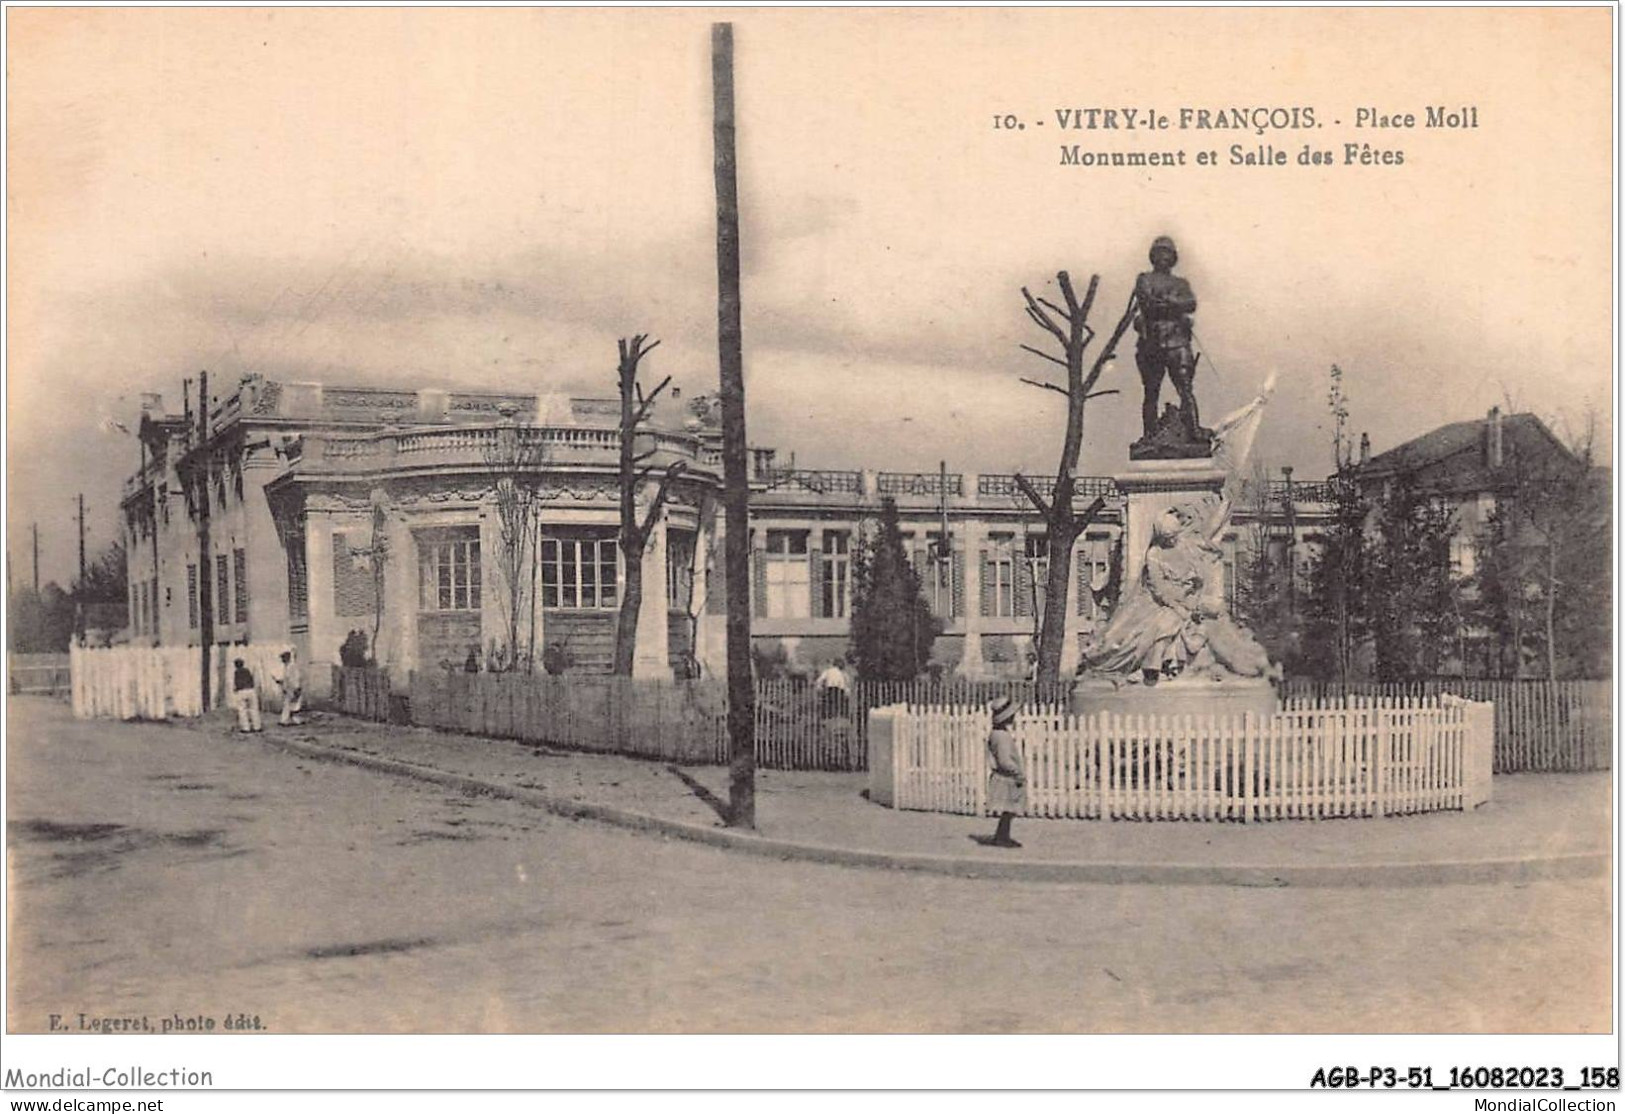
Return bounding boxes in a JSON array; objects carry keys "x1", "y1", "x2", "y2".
[
  {"x1": 382, "y1": 509, "x2": 417, "y2": 687},
  {"x1": 304, "y1": 517, "x2": 337, "y2": 693},
  {"x1": 695, "y1": 511, "x2": 727, "y2": 679},
  {"x1": 241, "y1": 450, "x2": 289, "y2": 647},
  {"x1": 633, "y1": 512, "x2": 671, "y2": 678},
  {"x1": 956, "y1": 519, "x2": 987, "y2": 678},
  {"x1": 1059, "y1": 537, "x2": 1085, "y2": 676}
]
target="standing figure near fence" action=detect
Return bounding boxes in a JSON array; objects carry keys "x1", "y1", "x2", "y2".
[
  {"x1": 232, "y1": 657, "x2": 262, "y2": 734},
  {"x1": 981, "y1": 696, "x2": 1025, "y2": 848},
  {"x1": 278, "y1": 649, "x2": 305, "y2": 726},
  {"x1": 816, "y1": 656, "x2": 851, "y2": 719}
]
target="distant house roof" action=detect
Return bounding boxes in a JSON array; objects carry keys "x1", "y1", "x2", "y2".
[{"x1": 1357, "y1": 411, "x2": 1581, "y2": 494}]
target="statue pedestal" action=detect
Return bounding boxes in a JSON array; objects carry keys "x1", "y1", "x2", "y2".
[
  {"x1": 1072, "y1": 675, "x2": 1278, "y2": 721},
  {"x1": 1114, "y1": 457, "x2": 1227, "y2": 589}
]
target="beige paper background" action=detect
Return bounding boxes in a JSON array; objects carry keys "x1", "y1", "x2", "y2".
[{"x1": 5, "y1": 6, "x2": 1614, "y2": 583}]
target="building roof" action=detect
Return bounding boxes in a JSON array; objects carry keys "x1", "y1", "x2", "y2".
[{"x1": 1357, "y1": 411, "x2": 1579, "y2": 491}]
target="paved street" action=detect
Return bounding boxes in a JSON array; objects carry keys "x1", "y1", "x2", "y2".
[{"x1": 6, "y1": 698, "x2": 1611, "y2": 1033}]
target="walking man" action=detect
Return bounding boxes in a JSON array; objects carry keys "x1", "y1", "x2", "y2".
[
  {"x1": 232, "y1": 657, "x2": 262, "y2": 734},
  {"x1": 278, "y1": 649, "x2": 305, "y2": 726}
]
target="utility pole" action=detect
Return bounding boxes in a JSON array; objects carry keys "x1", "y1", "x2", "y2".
[
  {"x1": 712, "y1": 21, "x2": 755, "y2": 828},
  {"x1": 143, "y1": 435, "x2": 161, "y2": 646},
  {"x1": 74, "y1": 494, "x2": 86, "y2": 641},
  {"x1": 197, "y1": 371, "x2": 214, "y2": 711},
  {"x1": 32, "y1": 522, "x2": 39, "y2": 592}
]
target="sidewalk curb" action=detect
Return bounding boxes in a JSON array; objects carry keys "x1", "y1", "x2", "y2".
[{"x1": 267, "y1": 735, "x2": 1610, "y2": 888}]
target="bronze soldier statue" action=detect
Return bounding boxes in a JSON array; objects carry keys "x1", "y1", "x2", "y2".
[{"x1": 1133, "y1": 236, "x2": 1203, "y2": 445}]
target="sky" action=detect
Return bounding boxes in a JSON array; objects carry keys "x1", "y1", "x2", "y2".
[{"x1": 6, "y1": 7, "x2": 1614, "y2": 588}]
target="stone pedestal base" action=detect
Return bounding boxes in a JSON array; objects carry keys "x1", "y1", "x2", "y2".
[
  {"x1": 1071, "y1": 676, "x2": 1278, "y2": 721},
  {"x1": 1114, "y1": 457, "x2": 1227, "y2": 589}
]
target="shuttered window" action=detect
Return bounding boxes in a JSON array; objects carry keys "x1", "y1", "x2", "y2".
[
  {"x1": 983, "y1": 536, "x2": 1016, "y2": 617},
  {"x1": 216, "y1": 555, "x2": 230, "y2": 626},
  {"x1": 187, "y1": 565, "x2": 199, "y2": 628},
  {"x1": 233, "y1": 548, "x2": 249, "y2": 624}
]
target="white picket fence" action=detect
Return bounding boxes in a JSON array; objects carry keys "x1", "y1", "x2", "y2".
[
  {"x1": 870, "y1": 695, "x2": 1494, "y2": 821},
  {"x1": 70, "y1": 643, "x2": 292, "y2": 721}
]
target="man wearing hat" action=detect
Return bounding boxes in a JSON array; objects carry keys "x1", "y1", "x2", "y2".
[
  {"x1": 984, "y1": 696, "x2": 1026, "y2": 848},
  {"x1": 277, "y1": 649, "x2": 305, "y2": 726}
]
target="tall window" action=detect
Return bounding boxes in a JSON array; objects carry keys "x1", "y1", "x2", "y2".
[
  {"x1": 187, "y1": 564, "x2": 199, "y2": 629},
  {"x1": 150, "y1": 576, "x2": 160, "y2": 632},
  {"x1": 540, "y1": 531, "x2": 618, "y2": 610},
  {"x1": 821, "y1": 530, "x2": 850, "y2": 618},
  {"x1": 1024, "y1": 533, "x2": 1048, "y2": 617},
  {"x1": 667, "y1": 530, "x2": 696, "y2": 611},
  {"x1": 233, "y1": 548, "x2": 248, "y2": 624},
  {"x1": 764, "y1": 530, "x2": 811, "y2": 618},
  {"x1": 920, "y1": 532, "x2": 955, "y2": 618},
  {"x1": 1450, "y1": 534, "x2": 1476, "y2": 579},
  {"x1": 984, "y1": 535, "x2": 1015, "y2": 617},
  {"x1": 419, "y1": 528, "x2": 482, "y2": 611}
]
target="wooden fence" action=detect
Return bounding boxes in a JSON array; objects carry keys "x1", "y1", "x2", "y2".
[
  {"x1": 409, "y1": 671, "x2": 728, "y2": 764},
  {"x1": 1281, "y1": 679, "x2": 1610, "y2": 773},
  {"x1": 339, "y1": 671, "x2": 1077, "y2": 770},
  {"x1": 70, "y1": 643, "x2": 292, "y2": 720},
  {"x1": 10, "y1": 653, "x2": 71, "y2": 695},
  {"x1": 871, "y1": 695, "x2": 1494, "y2": 821},
  {"x1": 334, "y1": 666, "x2": 395, "y2": 723}
]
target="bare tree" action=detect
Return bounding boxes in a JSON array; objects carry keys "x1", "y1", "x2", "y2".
[
  {"x1": 613, "y1": 334, "x2": 687, "y2": 676},
  {"x1": 1013, "y1": 271, "x2": 1138, "y2": 684},
  {"x1": 367, "y1": 490, "x2": 391, "y2": 664},
  {"x1": 483, "y1": 420, "x2": 545, "y2": 672}
]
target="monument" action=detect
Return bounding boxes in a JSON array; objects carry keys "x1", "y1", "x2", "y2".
[{"x1": 1075, "y1": 237, "x2": 1279, "y2": 719}]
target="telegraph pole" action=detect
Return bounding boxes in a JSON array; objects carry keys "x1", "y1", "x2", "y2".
[
  {"x1": 74, "y1": 494, "x2": 86, "y2": 641},
  {"x1": 143, "y1": 435, "x2": 161, "y2": 646},
  {"x1": 712, "y1": 22, "x2": 756, "y2": 828},
  {"x1": 32, "y1": 523, "x2": 39, "y2": 592},
  {"x1": 197, "y1": 371, "x2": 214, "y2": 711}
]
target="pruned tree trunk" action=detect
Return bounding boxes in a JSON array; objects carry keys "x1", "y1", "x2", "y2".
[
  {"x1": 1013, "y1": 270, "x2": 1138, "y2": 685},
  {"x1": 613, "y1": 333, "x2": 685, "y2": 677}
]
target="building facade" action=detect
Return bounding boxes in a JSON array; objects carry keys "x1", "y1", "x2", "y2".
[{"x1": 121, "y1": 374, "x2": 1339, "y2": 690}]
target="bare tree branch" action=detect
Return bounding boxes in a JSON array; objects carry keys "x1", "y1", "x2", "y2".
[
  {"x1": 638, "y1": 460, "x2": 688, "y2": 540},
  {"x1": 1021, "y1": 288, "x2": 1066, "y2": 343},
  {"x1": 1019, "y1": 377, "x2": 1071, "y2": 398},
  {"x1": 1084, "y1": 388, "x2": 1121, "y2": 400},
  {"x1": 1013, "y1": 471, "x2": 1053, "y2": 522},
  {"x1": 1036, "y1": 296, "x2": 1072, "y2": 323},
  {"x1": 1019, "y1": 344, "x2": 1068, "y2": 370}
]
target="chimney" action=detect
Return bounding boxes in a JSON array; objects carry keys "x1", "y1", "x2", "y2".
[
  {"x1": 1486, "y1": 406, "x2": 1504, "y2": 469},
  {"x1": 1358, "y1": 432, "x2": 1370, "y2": 466}
]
